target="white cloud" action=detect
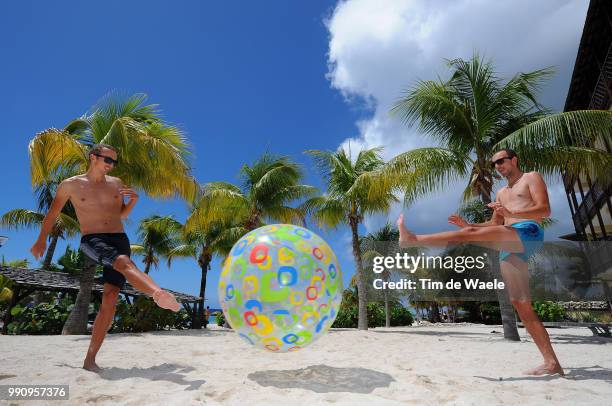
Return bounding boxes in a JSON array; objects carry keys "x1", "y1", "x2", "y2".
[{"x1": 326, "y1": 0, "x2": 589, "y2": 237}]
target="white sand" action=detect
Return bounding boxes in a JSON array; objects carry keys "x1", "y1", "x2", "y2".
[{"x1": 2, "y1": 323, "x2": 611, "y2": 405}]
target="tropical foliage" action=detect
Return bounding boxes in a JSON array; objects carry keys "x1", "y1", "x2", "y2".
[
  {"x1": 112, "y1": 297, "x2": 191, "y2": 332},
  {"x1": 189, "y1": 154, "x2": 316, "y2": 231},
  {"x1": 29, "y1": 92, "x2": 198, "y2": 200},
  {"x1": 305, "y1": 147, "x2": 397, "y2": 330},
  {"x1": 131, "y1": 215, "x2": 184, "y2": 274}
]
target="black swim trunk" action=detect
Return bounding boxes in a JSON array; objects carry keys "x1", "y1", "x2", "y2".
[{"x1": 80, "y1": 233, "x2": 131, "y2": 288}]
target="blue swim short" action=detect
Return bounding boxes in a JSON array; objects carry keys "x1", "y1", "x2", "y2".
[{"x1": 499, "y1": 221, "x2": 544, "y2": 262}]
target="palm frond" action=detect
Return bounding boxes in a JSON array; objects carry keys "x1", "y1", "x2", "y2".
[
  {"x1": 1, "y1": 209, "x2": 45, "y2": 230},
  {"x1": 29, "y1": 129, "x2": 88, "y2": 186},
  {"x1": 496, "y1": 110, "x2": 612, "y2": 183},
  {"x1": 302, "y1": 196, "x2": 347, "y2": 229},
  {"x1": 55, "y1": 213, "x2": 80, "y2": 237},
  {"x1": 378, "y1": 148, "x2": 471, "y2": 204},
  {"x1": 264, "y1": 206, "x2": 306, "y2": 226},
  {"x1": 130, "y1": 244, "x2": 146, "y2": 255}
]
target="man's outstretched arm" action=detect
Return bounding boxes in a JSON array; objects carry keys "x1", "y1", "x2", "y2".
[{"x1": 30, "y1": 181, "x2": 71, "y2": 260}]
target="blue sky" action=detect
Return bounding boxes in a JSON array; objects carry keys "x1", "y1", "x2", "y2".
[
  {"x1": 1, "y1": 1, "x2": 590, "y2": 308},
  {"x1": 0, "y1": 0, "x2": 361, "y2": 306}
]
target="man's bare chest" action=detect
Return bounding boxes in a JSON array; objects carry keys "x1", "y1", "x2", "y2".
[
  {"x1": 70, "y1": 182, "x2": 122, "y2": 210},
  {"x1": 498, "y1": 183, "x2": 532, "y2": 205}
]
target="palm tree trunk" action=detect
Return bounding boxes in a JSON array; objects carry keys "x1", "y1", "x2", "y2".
[
  {"x1": 42, "y1": 234, "x2": 59, "y2": 270},
  {"x1": 430, "y1": 302, "x2": 441, "y2": 322},
  {"x1": 195, "y1": 252, "x2": 211, "y2": 329},
  {"x1": 480, "y1": 189, "x2": 520, "y2": 341},
  {"x1": 350, "y1": 217, "x2": 368, "y2": 330},
  {"x1": 382, "y1": 271, "x2": 390, "y2": 327},
  {"x1": 490, "y1": 253, "x2": 520, "y2": 341},
  {"x1": 384, "y1": 290, "x2": 390, "y2": 327},
  {"x1": 62, "y1": 256, "x2": 97, "y2": 335}
]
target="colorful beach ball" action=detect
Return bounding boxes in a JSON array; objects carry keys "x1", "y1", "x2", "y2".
[{"x1": 218, "y1": 224, "x2": 343, "y2": 352}]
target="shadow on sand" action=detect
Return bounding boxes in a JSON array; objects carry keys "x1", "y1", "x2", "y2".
[
  {"x1": 248, "y1": 364, "x2": 394, "y2": 393},
  {"x1": 71, "y1": 328, "x2": 233, "y2": 341},
  {"x1": 361, "y1": 328, "x2": 612, "y2": 345},
  {"x1": 59, "y1": 362, "x2": 205, "y2": 390},
  {"x1": 474, "y1": 365, "x2": 612, "y2": 383}
]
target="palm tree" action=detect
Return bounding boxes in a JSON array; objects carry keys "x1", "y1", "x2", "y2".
[
  {"x1": 191, "y1": 154, "x2": 316, "y2": 231},
  {"x1": 304, "y1": 147, "x2": 398, "y2": 330},
  {"x1": 174, "y1": 216, "x2": 243, "y2": 328},
  {"x1": 131, "y1": 215, "x2": 183, "y2": 275},
  {"x1": 2, "y1": 177, "x2": 80, "y2": 270},
  {"x1": 383, "y1": 54, "x2": 612, "y2": 340},
  {"x1": 387, "y1": 55, "x2": 610, "y2": 204},
  {"x1": 360, "y1": 223, "x2": 402, "y2": 327},
  {"x1": 28, "y1": 92, "x2": 198, "y2": 335}
]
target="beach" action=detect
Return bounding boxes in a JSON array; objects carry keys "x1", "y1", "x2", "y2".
[{"x1": 2, "y1": 323, "x2": 611, "y2": 405}]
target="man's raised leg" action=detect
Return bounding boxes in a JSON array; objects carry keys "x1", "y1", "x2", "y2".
[
  {"x1": 501, "y1": 256, "x2": 564, "y2": 375},
  {"x1": 397, "y1": 213, "x2": 524, "y2": 253},
  {"x1": 112, "y1": 255, "x2": 180, "y2": 312},
  {"x1": 83, "y1": 283, "x2": 119, "y2": 372}
]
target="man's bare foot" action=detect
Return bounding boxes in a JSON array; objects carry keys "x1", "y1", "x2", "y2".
[
  {"x1": 83, "y1": 359, "x2": 102, "y2": 373},
  {"x1": 397, "y1": 214, "x2": 417, "y2": 246},
  {"x1": 524, "y1": 363, "x2": 564, "y2": 376},
  {"x1": 152, "y1": 290, "x2": 180, "y2": 312}
]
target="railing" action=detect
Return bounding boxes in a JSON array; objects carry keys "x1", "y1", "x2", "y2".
[
  {"x1": 589, "y1": 42, "x2": 612, "y2": 110},
  {"x1": 571, "y1": 182, "x2": 612, "y2": 239}
]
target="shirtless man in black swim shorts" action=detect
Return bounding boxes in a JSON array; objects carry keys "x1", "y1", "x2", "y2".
[{"x1": 30, "y1": 144, "x2": 180, "y2": 372}]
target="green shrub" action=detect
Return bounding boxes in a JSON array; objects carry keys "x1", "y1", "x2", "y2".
[
  {"x1": 112, "y1": 297, "x2": 191, "y2": 332},
  {"x1": 215, "y1": 311, "x2": 226, "y2": 327},
  {"x1": 533, "y1": 301, "x2": 566, "y2": 322},
  {"x1": 367, "y1": 303, "x2": 386, "y2": 327},
  {"x1": 331, "y1": 306, "x2": 358, "y2": 328},
  {"x1": 331, "y1": 303, "x2": 413, "y2": 328},
  {"x1": 479, "y1": 302, "x2": 501, "y2": 324},
  {"x1": 567, "y1": 311, "x2": 592, "y2": 322},
  {"x1": 390, "y1": 305, "x2": 414, "y2": 326},
  {"x1": 8, "y1": 297, "x2": 74, "y2": 335},
  {"x1": 595, "y1": 312, "x2": 612, "y2": 323}
]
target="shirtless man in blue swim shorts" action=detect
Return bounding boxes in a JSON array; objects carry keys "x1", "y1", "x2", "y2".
[
  {"x1": 30, "y1": 144, "x2": 181, "y2": 372},
  {"x1": 397, "y1": 148, "x2": 563, "y2": 376}
]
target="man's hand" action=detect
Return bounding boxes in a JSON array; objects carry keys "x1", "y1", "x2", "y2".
[
  {"x1": 30, "y1": 238, "x2": 47, "y2": 260},
  {"x1": 448, "y1": 214, "x2": 468, "y2": 228},
  {"x1": 487, "y1": 202, "x2": 512, "y2": 217},
  {"x1": 119, "y1": 188, "x2": 139, "y2": 202}
]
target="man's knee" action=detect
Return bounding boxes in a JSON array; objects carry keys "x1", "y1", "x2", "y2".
[
  {"x1": 102, "y1": 285, "x2": 121, "y2": 306},
  {"x1": 113, "y1": 255, "x2": 134, "y2": 273},
  {"x1": 511, "y1": 299, "x2": 538, "y2": 321},
  {"x1": 511, "y1": 298, "x2": 531, "y2": 308}
]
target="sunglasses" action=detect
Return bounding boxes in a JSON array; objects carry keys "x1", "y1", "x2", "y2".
[
  {"x1": 94, "y1": 153, "x2": 119, "y2": 165},
  {"x1": 492, "y1": 156, "x2": 512, "y2": 166}
]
